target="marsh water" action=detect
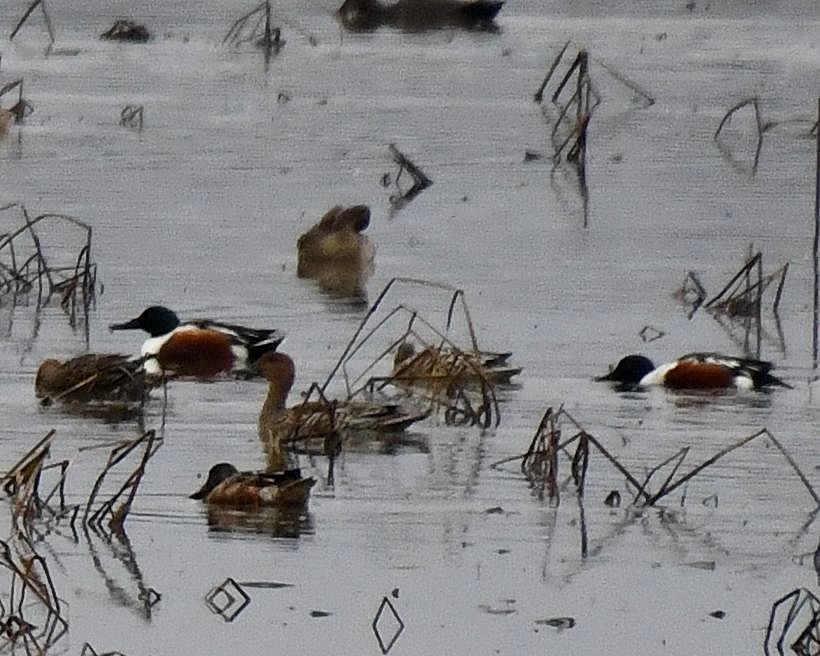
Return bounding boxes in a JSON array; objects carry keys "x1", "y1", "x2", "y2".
[{"x1": 1, "y1": 0, "x2": 819, "y2": 653}]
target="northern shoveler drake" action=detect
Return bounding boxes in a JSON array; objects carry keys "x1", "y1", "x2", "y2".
[
  {"x1": 35, "y1": 353, "x2": 157, "y2": 405},
  {"x1": 190, "y1": 462, "x2": 315, "y2": 507},
  {"x1": 336, "y1": 0, "x2": 503, "y2": 32},
  {"x1": 296, "y1": 204, "x2": 375, "y2": 297},
  {"x1": 596, "y1": 353, "x2": 791, "y2": 390},
  {"x1": 109, "y1": 305, "x2": 285, "y2": 378},
  {"x1": 392, "y1": 342, "x2": 521, "y2": 391},
  {"x1": 257, "y1": 351, "x2": 429, "y2": 470}
]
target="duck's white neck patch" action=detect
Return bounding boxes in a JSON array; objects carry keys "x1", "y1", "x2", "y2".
[{"x1": 639, "y1": 362, "x2": 676, "y2": 386}]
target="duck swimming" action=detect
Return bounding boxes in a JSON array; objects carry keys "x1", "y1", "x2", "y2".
[
  {"x1": 110, "y1": 305, "x2": 285, "y2": 378},
  {"x1": 596, "y1": 353, "x2": 790, "y2": 390},
  {"x1": 190, "y1": 463, "x2": 315, "y2": 507}
]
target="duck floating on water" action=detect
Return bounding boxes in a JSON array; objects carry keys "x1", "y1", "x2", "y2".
[
  {"x1": 392, "y1": 342, "x2": 521, "y2": 391},
  {"x1": 190, "y1": 462, "x2": 315, "y2": 507},
  {"x1": 109, "y1": 305, "x2": 285, "y2": 378},
  {"x1": 297, "y1": 204, "x2": 375, "y2": 298},
  {"x1": 256, "y1": 351, "x2": 429, "y2": 470},
  {"x1": 35, "y1": 353, "x2": 156, "y2": 405},
  {"x1": 336, "y1": 0, "x2": 503, "y2": 32},
  {"x1": 596, "y1": 353, "x2": 791, "y2": 390}
]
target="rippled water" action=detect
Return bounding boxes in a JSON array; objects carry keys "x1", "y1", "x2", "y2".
[{"x1": 1, "y1": 0, "x2": 819, "y2": 653}]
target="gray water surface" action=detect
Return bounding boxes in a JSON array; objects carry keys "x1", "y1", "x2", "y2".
[{"x1": 1, "y1": 0, "x2": 819, "y2": 653}]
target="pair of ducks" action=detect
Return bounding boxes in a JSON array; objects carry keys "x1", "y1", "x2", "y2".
[
  {"x1": 191, "y1": 351, "x2": 428, "y2": 507},
  {"x1": 35, "y1": 304, "x2": 286, "y2": 405}
]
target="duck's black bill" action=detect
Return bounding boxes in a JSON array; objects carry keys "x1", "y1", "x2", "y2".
[
  {"x1": 109, "y1": 317, "x2": 141, "y2": 331},
  {"x1": 189, "y1": 485, "x2": 209, "y2": 500}
]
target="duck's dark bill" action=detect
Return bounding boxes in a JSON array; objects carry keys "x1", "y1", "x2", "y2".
[
  {"x1": 189, "y1": 485, "x2": 210, "y2": 500},
  {"x1": 109, "y1": 317, "x2": 142, "y2": 331}
]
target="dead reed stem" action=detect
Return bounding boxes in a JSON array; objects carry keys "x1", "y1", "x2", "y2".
[
  {"x1": 9, "y1": 0, "x2": 55, "y2": 53},
  {"x1": 223, "y1": 0, "x2": 283, "y2": 71},
  {"x1": 324, "y1": 278, "x2": 502, "y2": 427},
  {"x1": 83, "y1": 431, "x2": 161, "y2": 532},
  {"x1": 645, "y1": 428, "x2": 819, "y2": 506},
  {"x1": 714, "y1": 97, "x2": 766, "y2": 173},
  {"x1": 764, "y1": 588, "x2": 820, "y2": 656},
  {"x1": 515, "y1": 409, "x2": 818, "y2": 511},
  {"x1": 533, "y1": 40, "x2": 571, "y2": 103},
  {"x1": 814, "y1": 98, "x2": 820, "y2": 368},
  {"x1": 0, "y1": 204, "x2": 96, "y2": 317},
  {"x1": 589, "y1": 54, "x2": 655, "y2": 107},
  {"x1": 387, "y1": 144, "x2": 433, "y2": 210}
]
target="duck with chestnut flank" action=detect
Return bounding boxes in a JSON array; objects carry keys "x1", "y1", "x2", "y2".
[
  {"x1": 190, "y1": 463, "x2": 315, "y2": 507},
  {"x1": 109, "y1": 305, "x2": 285, "y2": 378},
  {"x1": 596, "y1": 353, "x2": 791, "y2": 390}
]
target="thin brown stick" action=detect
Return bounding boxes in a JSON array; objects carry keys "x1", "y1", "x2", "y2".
[
  {"x1": 705, "y1": 252, "x2": 762, "y2": 308},
  {"x1": 533, "y1": 40, "x2": 571, "y2": 103},
  {"x1": 645, "y1": 428, "x2": 766, "y2": 505},
  {"x1": 590, "y1": 54, "x2": 655, "y2": 107}
]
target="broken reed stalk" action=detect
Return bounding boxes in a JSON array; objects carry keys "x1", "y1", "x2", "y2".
[
  {"x1": 571, "y1": 433, "x2": 590, "y2": 558},
  {"x1": 764, "y1": 588, "x2": 820, "y2": 656},
  {"x1": 705, "y1": 252, "x2": 761, "y2": 309},
  {"x1": 2, "y1": 431, "x2": 56, "y2": 535},
  {"x1": 387, "y1": 144, "x2": 433, "y2": 207},
  {"x1": 9, "y1": 0, "x2": 55, "y2": 51},
  {"x1": 773, "y1": 262, "x2": 788, "y2": 313},
  {"x1": 83, "y1": 431, "x2": 161, "y2": 532},
  {"x1": 589, "y1": 54, "x2": 655, "y2": 107},
  {"x1": 533, "y1": 40, "x2": 571, "y2": 103},
  {"x1": 35, "y1": 460, "x2": 70, "y2": 515},
  {"x1": 714, "y1": 97, "x2": 767, "y2": 172},
  {"x1": 0, "y1": 536, "x2": 65, "y2": 623},
  {"x1": 521, "y1": 407, "x2": 560, "y2": 501},
  {"x1": 320, "y1": 278, "x2": 501, "y2": 427},
  {"x1": 552, "y1": 410, "x2": 653, "y2": 505},
  {"x1": 814, "y1": 98, "x2": 820, "y2": 368},
  {"x1": 632, "y1": 446, "x2": 689, "y2": 504},
  {"x1": 0, "y1": 205, "x2": 96, "y2": 313},
  {"x1": 676, "y1": 270, "x2": 706, "y2": 318},
  {"x1": 516, "y1": 408, "x2": 819, "y2": 512},
  {"x1": 120, "y1": 105, "x2": 144, "y2": 132},
  {"x1": 546, "y1": 50, "x2": 593, "y2": 227},
  {"x1": 645, "y1": 428, "x2": 819, "y2": 507},
  {"x1": 223, "y1": 0, "x2": 268, "y2": 45},
  {"x1": 328, "y1": 277, "x2": 481, "y2": 392}
]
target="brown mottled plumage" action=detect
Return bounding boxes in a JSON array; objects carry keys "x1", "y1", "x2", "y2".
[
  {"x1": 296, "y1": 205, "x2": 375, "y2": 297},
  {"x1": 256, "y1": 352, "x2": 429, "y2": 471},
  {"x1": 392, "y1": 342, "x2": 521, "y2": 393},
  {"x1": 35, "y1": 353, "x2": 155, "y2": 405},
  {"x1": 190, "y1": 463, "x2": 314, "y2": 507}
]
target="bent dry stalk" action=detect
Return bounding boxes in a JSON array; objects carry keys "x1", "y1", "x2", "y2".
[{"x1": 326, "y1": 278, "x2": 506, "y2": 428}]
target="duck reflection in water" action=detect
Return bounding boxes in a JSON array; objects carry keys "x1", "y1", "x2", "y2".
[{"x1": 204, "y1": 504, "x2": 315, "y2": 538}]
